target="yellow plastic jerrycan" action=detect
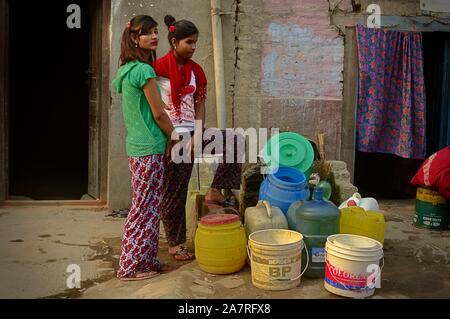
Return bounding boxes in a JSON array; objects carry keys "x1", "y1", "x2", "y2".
[
  {"x1": 339, "y1": 207, "x2": 386, "y2": 244},
  {"x1": 195, "y1": 213, "x2": 247, "y2": 274}
]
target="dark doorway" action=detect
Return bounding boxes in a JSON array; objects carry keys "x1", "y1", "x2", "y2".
[
  {"x1": 354, "y1": 151, "x2": 422, "y2": 199},
  {"x1": 423, "y1": 32, "x2": 450, "y2": 155},
  {"x1": 8, "y1": 1, "x2": 90, "y2": 200},
  {"x1": 354, "y1": 32, "x2": 450, "y2": 199}
]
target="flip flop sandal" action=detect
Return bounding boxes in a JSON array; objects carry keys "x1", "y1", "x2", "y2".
[
  {"x1": 119, "y1": 271, "x2": 160, "y2": 282},
  {"x1": 170, "y1": 246, "x2": 195, "y2": 261}
]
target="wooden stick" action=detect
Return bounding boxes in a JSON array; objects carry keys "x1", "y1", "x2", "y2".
[{"x1": 318, "y1": 133, "x2": 326, "y2": 160}]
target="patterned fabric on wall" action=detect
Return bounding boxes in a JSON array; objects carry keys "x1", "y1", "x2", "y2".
[{"x1": 356, "y1": 25, "x2": 427, "y2": 159}]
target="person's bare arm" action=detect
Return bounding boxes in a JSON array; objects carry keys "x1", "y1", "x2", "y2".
[
  {"x1": 194, "y1": 100, "x2": 205, "y2": 131},
  {"x1": 191, "y1": 99, "x2": 206, "y2": 155}
]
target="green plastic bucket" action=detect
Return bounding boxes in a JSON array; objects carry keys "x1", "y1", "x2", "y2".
[{"x1": 414, "y1": 187, "x2": 449, "y2": 230}]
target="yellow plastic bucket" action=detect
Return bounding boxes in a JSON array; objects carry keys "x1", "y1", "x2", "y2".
[
  {"x1": 247, "y1": 229, "x2": 309, "y2": 291},
  {"x1": 195, "y1": 214, "x2": 247, "y2": 274},
  {"x1": 324, "y1": 234, "x2": 384, "y2": 298}
]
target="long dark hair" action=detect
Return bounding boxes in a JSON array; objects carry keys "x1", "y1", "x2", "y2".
[
  {"x1": 164, "y1": 15, "x2": 199, "y2": 48},
  {"x1": 119, "y1": 15, "x2": 158, "y2": 66}
]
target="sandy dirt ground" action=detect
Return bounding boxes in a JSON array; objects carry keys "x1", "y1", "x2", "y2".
[{"x1": 0, "y1": 200, "x2": 449, "y2": 299}]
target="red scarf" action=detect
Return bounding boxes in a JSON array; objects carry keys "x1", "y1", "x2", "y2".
[{"x1": 154, "y1": 51, "x2": 207, "y2": 117}]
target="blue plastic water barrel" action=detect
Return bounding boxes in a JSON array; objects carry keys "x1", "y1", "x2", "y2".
[{"x1": 259, "y1": 167, "x2": 310, "y2": 214}]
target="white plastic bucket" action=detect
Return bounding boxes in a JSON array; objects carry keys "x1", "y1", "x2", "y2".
[
  {"x1": 324, "y1": 234, "x2": 384, "y2": 298},
  {"x1": 247, "y1": 229, "x2": 309, "y2": 291}
]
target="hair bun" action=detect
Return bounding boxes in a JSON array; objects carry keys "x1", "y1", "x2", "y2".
[{"x1": 164, "y1": 15, "x2": 176, "y2": 27}]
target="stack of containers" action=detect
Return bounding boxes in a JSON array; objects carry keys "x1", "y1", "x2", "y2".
[{"x1": 259, "y1": 132, "x2": 315, "y2": 213}]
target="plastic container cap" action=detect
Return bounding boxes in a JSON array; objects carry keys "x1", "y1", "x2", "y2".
[
  {"x1": 200, "y1": 214, "x2": 240, "y2": 226},
  {"x1": 262, "y1": 132, "x2": 314, "y2": 173},
  {"x1": 328, "y1": 234, "x2": 382, "y2": 251}
]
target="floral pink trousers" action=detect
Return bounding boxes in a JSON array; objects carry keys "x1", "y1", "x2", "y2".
[{"x1": 117, "y1": 154, "x2": 164, "y2": 279}]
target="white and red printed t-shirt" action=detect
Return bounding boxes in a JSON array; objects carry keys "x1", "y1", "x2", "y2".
[{"x1": 158, "y1": 72, "x2": 197, "y2": 133}]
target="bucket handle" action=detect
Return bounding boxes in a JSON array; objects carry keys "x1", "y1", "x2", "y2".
[
  {"x1": 226, "y1": 207, "x2": 241, "y2": 216},
  {"x1": 289, "y1": 242, "x2": 310, "y2": 281},
  {"x1": 325, "y1": 256, "x2": 385, "y2": 292},
  {"x1": 246, "y1": 241, "x2": 310, "y2": 282},
  {"x1": 261, "y1": 200, "x2": 272, "y2": 218}
]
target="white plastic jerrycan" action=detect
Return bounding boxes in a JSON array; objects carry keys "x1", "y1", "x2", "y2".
[
  {"x1": 339, "y1": 193, "x2": 380, "y2": 211},
  {"x1": 244, "y1": 200, "x2": 288, "y2": 238},
  {"x1": 338, "y1": 193, "x2": 362, "y2": 209},
  {"x1": 359, "y1": 197, "x2": 380, "y2": 211}
]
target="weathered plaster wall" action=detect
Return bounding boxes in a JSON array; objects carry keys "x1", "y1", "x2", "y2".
[
  {"x1": 234, "y1": 0, "x2": 345, "y2": 159},
  {"x1": 361, "y1": 0, "x2": 421, "y2": 15},
  {"x1": 332, "y1": 0, "x2": 450, "y2": 31},
  {"x1": 360, "y1": 0, "x2": 450, "y2": 17},
  {"x1": 108, "y1": 0, "x2": 235, "y2": 209}
]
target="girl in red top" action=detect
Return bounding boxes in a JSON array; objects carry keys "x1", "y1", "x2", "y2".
[{"x1": 155, "y1": 15, "x2": 243, "y2": 261}]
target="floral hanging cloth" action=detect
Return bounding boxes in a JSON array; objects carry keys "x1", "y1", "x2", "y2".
[{"x1": 356, "y1": 25, "x2": 427, "y2": 159}]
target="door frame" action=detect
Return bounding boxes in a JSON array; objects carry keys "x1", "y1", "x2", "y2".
[
  {"x1": 98, "y1": 0, "x2": 111, "y2": 204},
  {"x1": 341, "y1": 26, "x2": 359, "y2": 182},
  {"x1": 0, "y1": 0, "x2": 110, "y2": 205},
  {"x1": 88, "y1": 0, "x2": 111, "y2": 202},
  {"x1": 0, "y1": 0, "x2": 9, "y2": 202}
]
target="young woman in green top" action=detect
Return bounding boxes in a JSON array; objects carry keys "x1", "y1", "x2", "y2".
[{"x1": 112, "y1": 15, "x2": 178, "y2": 281}]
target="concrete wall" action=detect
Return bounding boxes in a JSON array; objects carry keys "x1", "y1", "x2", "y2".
[
  {"x1": 234, "y1": 0, "x2": 345, "y2": 159},
  {"x1": 361, "y1": 0, "x2": 421, "y2": 15},
  {"x1": 108, "y1": 0, "x2": 235, "y2": 209},
  {"x1": 360, "y1": 0, "x2": 450, "y2": 17},
  {"x1": 332, "y1": 0, "x2": 450, "y2": 32}
]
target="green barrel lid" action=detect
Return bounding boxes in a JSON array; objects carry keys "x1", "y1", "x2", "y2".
[{"x1": 262, "y1": 132, "x2": 314, "y2": 173}]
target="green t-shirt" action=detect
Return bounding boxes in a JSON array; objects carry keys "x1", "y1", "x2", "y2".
[{"x1": 112, "y1": 61, "x2": 167, "y2": 156}]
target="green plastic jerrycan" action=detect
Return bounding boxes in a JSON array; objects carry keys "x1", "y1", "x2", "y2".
[{"x1": 287, "y1": 187, "x2": 340, "y2": 278}]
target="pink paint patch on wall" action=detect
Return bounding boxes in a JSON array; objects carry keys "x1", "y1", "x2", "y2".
[
  {"x1": 261, "y1": 0, "x2": 345, "y2": 98},
  {"x1": 263, "y1": 0, "x2": 347, "y2": 38}
]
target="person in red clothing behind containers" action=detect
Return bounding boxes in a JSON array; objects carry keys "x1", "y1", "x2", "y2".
[{"x1": 154, "y1": 15, "x2": 244, "y2": 261}]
